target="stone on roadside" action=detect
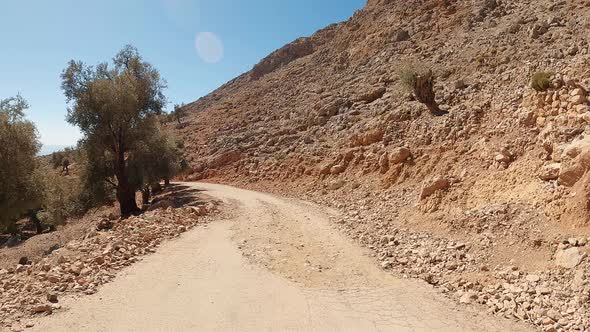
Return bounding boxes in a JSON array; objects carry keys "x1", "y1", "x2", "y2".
[
  {"x1": 31, "y1": 305, "x2": 52, "y2": 314},
  {"x1": 328, "y1": 179, "x2": 345, "y2": 190},
  {"x1": 46, "y1": 293, "x2": 58, "y2": 303},
  {"x1": 148, "y1": 199, "x2": 174, "y2": 211},
  {"x1": 459, "y1": 291, "x2": 478, "y2": 304},
  {"x1": 330, "y1": 164, "x2": 345, "y2": 175},
  {"x1": 555, "y1": 247, "x2": 584, "y2": 268}
]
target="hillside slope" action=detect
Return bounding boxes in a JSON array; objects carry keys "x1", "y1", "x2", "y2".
[{"x1": 173, "y1": 0, "x2": 590, "y2": 330}]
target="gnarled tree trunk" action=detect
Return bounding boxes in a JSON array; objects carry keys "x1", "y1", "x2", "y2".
[
  {"x1": 29, "y1": 210, "x2": 43, "y2": 234},
  {"x1": 117, "y1": 181, "x2": 139, "y2": 217},
  {"x1": 141, "y1": 186, "x2": 150, "y2": 206},
  {"x1": 115, "y1": 145, "x2": 139, "y2": 217}
]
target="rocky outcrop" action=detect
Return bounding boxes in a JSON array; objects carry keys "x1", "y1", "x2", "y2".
[{"x1": 251, "y1": 38, "x2": 315, "y2": 80}]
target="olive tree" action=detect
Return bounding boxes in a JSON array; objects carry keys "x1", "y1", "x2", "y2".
[
  {"x1": 129, "y1": 123, "x2": 180, "y2": 205},
  {"x1": 172, "y1": 103, "x2": 187, "y2": 127},
  {"x1": 0, "y1": 95, "x2": 42, "y2": 234},
  {"x1": 61, "y1": 45, "x2": 167, "y2": 216}
]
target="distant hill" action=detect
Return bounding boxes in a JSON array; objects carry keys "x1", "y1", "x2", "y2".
[{"x1": 39, "y1": 144, "x2": 72, "y2": 156}]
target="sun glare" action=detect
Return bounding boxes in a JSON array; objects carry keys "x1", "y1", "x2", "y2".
[{"x1": 195, "y1": 32, "x2": 224, "y2": 64}]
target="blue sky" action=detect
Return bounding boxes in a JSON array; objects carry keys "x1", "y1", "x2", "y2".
[{"x1": 0, "y1": 0, "x2": 364, "y2": 146}]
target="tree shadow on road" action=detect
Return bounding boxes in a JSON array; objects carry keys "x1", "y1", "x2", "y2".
[{"x1": 154, "y1": 183, "x2": 210, "y2": 208}]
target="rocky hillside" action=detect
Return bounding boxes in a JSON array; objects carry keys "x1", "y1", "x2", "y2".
[{"x1": 172, "y1": 0, "x2": 590, "y2": 330}]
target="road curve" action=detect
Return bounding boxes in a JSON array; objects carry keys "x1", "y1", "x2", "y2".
[{"x1": 31, "y1": 182, "x2": 531, "y2": 332}]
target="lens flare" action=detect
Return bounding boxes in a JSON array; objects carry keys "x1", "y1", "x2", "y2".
[{"x1": 195, "y1": 32, "x2": 224, "y2": 64}]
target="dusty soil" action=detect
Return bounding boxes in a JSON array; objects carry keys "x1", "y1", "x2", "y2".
[{"x1": 29, "y1": 182, "x2": 531, "y2": 331}]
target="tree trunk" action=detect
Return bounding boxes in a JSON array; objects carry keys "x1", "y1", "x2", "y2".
[
  {"x1": 115, "y1": 143, "x2": 139, "y2": 217},
  {"x1": 141, "y1": 186, "x2": 150, "y2": 205},
  {"x1": 164, "y1": 177, "x2": 170, "y2": 186},
  {"x1": 117, "y1": 182, "x2": 139, "y2": 217},
  {"x1": 29, "y1": 211, "x2": 43, "y2": 234},
  {"x1": 7, "y1": 222, "x2": 18, "y2": 236},
  {"x1": 414, "y1": 72, "x2": 448, "y2": 116},
  {"x1": 151, "y1": 182, "x2": 162, "y2": 195}
]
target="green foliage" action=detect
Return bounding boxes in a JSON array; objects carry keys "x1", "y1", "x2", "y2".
[
  {"x1": 50, "y1": 147, "x2": 74, "y2": 169},
  {"x1": 129, "y1": 123, "x2": 180, "y2": 190},
  {"x1": 531, "y1": 72, "x2": 553, "y2": 92},
  {"x1": 74, "y1": 142, "x2": 115, "y2": 208},
  {"x1": 0, "y1": 95, "x2": 42, "y2": 233},
  {"x1": 36, "y1": 166, "x2": 85, "y2": 225},
  {"x1": 61, "y1": 45, "x2": 168, "y2": 215},
  {"x1": 180, "y1": 159, "x2": 190, "y2": 171},
  {"x1": 172, "y1": 103, "x2": 187, "y2": 124}
]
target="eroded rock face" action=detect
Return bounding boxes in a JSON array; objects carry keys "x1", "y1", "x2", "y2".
[
  {"x1": 251, "y1": 38, "x2": 314, "y2": 81},
  {"x1": 250, "y1": 23, "x2": 340, "y2": 81}
]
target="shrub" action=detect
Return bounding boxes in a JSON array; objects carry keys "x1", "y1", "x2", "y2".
[
  {"x1": 51, "y1": 151, "x2": 63, "y2": 168},
  {"x1": 37, "y1": 166, "x2": 85, "y2": 226},
  {"x1": 0, "y1": 95, "x2": 42, "y2": 234},
  {"x1": 397, "y1": 62, "x2": 420, "y2": 91},
  {"x1": 396, "y1": 62, "x2": 448, "y2": 116},
  {"x1": 50, "y1": 147, "x2": 74, "y2": 169},
  {"x1": 531, "y1": 72, "x2": 553, "y2": 92}
]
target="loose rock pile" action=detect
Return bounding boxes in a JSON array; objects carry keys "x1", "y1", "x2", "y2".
[
  {"x1": 330, "y1": 195, "x2": 590, "y2": 331},
  {"x1": 0, "y1": 204, "x2": 215, "y2": 331}
]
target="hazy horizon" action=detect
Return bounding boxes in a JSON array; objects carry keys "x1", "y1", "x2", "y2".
[{"x1": 38, "y1": 144, "x2": 73, "y2": 156}]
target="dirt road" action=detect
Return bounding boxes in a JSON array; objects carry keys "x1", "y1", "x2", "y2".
[{"x1": 31, "y1": 182, "x2": 530, "y2": 331}]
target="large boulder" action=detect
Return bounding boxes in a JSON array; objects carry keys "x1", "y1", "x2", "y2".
[
  {"x1": 330, "y1": 164, "x2": 346, "y2": 175},
  {"x1": 558, "y1": 136, "x2": 590, "y2": 186},
  {"x1": 350, "y1": 129, "x2": 385, "y2": 147},
  {"x1": 539, "y1": 163, "x2": 560, "y2": 181},
  {"x1": 389, "y1": 147, "x2": 411, "y2": 165},
  {"x1": 555, "y1": 247, "x2": 585, "y2": 269},
  {"x1": 420, "y1": 177, "x2": 450, "y2": 199},
  {"x1": 328, "y1": 179, "x2": 346, "y2": 190}
]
